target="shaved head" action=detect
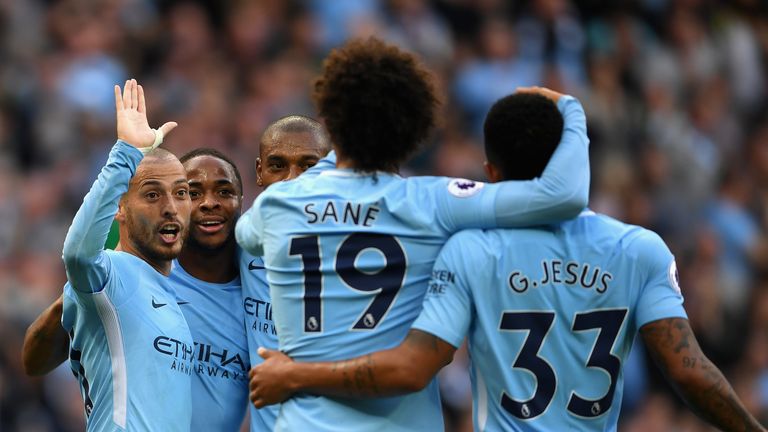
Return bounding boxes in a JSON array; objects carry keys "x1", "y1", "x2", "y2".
[
  {"x1": 259, "y1": 115, "x2": 331, "y2": 158},
  {"x1": 256, "y1": 116, "x2": 332, "y2": 187},
  {"x1": 143, "y1": 147, "x2": 178, "y2": 163}
]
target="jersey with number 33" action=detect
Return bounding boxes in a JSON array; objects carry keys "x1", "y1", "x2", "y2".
[
  {"x1": 236, "y1": 96, "x2": 592, "y2": 432},
  {"x1": 413, "y1": 210, "x2": 687, "y2": 431}
]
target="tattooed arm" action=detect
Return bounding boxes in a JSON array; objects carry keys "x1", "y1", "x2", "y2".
[
  {"x1": 249, "y1": 330, "x2": 456, "y2": 407},
  {"x1": 640, "y1": 317, "x2": 765, "y2": 431},
  {"x1": 22, "y1": 295, "x2": 69, "y2": 376}
]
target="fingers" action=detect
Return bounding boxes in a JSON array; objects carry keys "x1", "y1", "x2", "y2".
[
  {"x1": 258, "y1": 347, "x2": 268, "y2": 358},
  {"x1": 250, "y1": 393, "x2": 265, "y2": 409},
  {"x1": 157, "y1": 121, "x2": 178, "y2": 140},
  {"x1": 138, "y1": 84, "x2": 146, "y2": 114},
  {"x1": 122, "y1": 79, "x2": 130, "y2": 106},
  {"x1": 514, "y1": 86, "x2": 562, "y2": 102},
  {"x1": 131, "y1": 79, "x2": 139, "y2": 110},
  {"x1": 114, "y1": 85, "x2": 124, "y2": 111}
]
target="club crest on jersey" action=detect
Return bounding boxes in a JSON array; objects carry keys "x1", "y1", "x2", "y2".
[
  {"x1": 447, "y1": 178, "x2": 484, "y2": 198},
  {"x1": 668, "y1": 260, "x2": 681, "y2": 294}
]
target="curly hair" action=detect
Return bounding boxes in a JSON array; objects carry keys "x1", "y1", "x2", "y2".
[
  {"x1": 313, "y1": 38, "x2": 438, "y2": 173},
  {"x1": 483, "y1": 93, "x2": 563, "y2": 181}
]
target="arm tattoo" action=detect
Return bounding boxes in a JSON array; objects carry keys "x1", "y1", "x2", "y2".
[
  {"x1": 641, "y1": 318, "x2": 764, "y2": 432},
  {"x1": 337, "y1": 355, "x2": 382, "y2": 398}
]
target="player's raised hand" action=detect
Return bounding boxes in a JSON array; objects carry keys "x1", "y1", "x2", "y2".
[
  {"x1": 515, "y1": 86, "x2": 563, "y2": 103},
  {"x1": 114, "y1": 79, "x2": 177, "y2": 149},
  {"x1": 249, "y1": 347, "x2": 294, "y2": 408}
]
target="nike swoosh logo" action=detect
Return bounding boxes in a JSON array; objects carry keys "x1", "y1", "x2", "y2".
[
  {"x1": 177, "y1": 301, "x2": 190, "y2": 305},
  {"x1": 152, "y1": 298, "x2": 167, "y2": 309},
  {"x1": 248, "y1": 260, "x2": 265, "y2": 271}
]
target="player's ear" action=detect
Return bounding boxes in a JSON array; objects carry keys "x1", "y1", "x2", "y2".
[
  {"x1": 255, "y1": 157, "x2": 263, "y2": 187},
  {"x1": 115, "y1": 198, "x2": 126, "y2": 223},
  {"x1": 483, "y1": 161, "x2": 503, "y2": 183}
]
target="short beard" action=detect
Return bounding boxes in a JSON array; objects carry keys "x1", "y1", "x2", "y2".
[{"x1": 124, "y1": 211, "x2": 186, "y2": 262}]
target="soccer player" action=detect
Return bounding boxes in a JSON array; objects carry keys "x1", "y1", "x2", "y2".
[
  {"x1": 248, "y1": 93, "x2": 766, "y2": 431},
  {"x1": 61, "y1": 79, "x2": 194, "y2": 431},
  {"x1": 235, "y1": 38, "x2": 590, "y2": 431},
  {"x1": 23, "y1": 115, "x2": 333, "y2": 431},
  {"x1": 172, "y1": 148, "x2": 250, "y2": 431},
  {"x1": 242, "y1": 115, "x2": 332, "y2": 431}
]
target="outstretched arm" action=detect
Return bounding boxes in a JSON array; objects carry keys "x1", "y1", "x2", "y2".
[
  {"x1": 441, "y1": 87, "x2": 590, "y2": 231},
  {"x1": 62, "y1": 79, "x2": 177, "y2": 292},
  {"x1": 641, "y1": 318, "x2": 765, "y2": 431},
  {"x1": 249, "y1": 330, "x2": 456, "y2": 407},
  {"x1": 491, "y1": 88, "x2": 589, "y2": 225},
  {"x1": 22, "y1": 296, "x2": 68, "y2": 376}
]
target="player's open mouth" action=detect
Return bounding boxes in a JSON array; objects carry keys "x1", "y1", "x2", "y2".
[
  {"x1": 196, "y1": 217, "x2": 225, "y2": 234},
  {"x1": 159, "y1": 223, "x2": 181, "y2": 244}
]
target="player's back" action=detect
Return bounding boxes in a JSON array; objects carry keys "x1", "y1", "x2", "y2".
[
  {"x1": 428, "y1": 210, "x2": 685, "y2": 431},
  {"x1": 258, "y1": 170, "x2": 481, "y2": 431}
]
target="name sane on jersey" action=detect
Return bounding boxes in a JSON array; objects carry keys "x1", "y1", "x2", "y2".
[
  {"x1": 509, "y1": 259, "x2": 613, "y2": 294},
  {"x1": 304, "y1": 201, "x2": 381, "y2": 226}
]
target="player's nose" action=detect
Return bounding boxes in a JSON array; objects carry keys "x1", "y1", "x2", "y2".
[{"x1": 285, "y1": 165, "x2": 303, "y2": 181}]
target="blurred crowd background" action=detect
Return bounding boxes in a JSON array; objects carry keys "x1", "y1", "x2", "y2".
[{"x1": 1, "y1": 0, "x2": 767, "y2": 430}]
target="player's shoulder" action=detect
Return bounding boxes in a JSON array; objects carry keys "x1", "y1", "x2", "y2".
[
  {"x1": 439, "y1": 228, "x2": 495, "y2": 263},
  {"x1": 445, "y1": 228, "x2": 491, "y2": 246},
  {"x1": 105, "y1": 249, "x2": 151, "y2": 271},
  {"x1": 583, "y1": 213, "x2": 672, "y2": 262}
]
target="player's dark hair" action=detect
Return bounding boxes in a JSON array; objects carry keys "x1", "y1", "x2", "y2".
[
  {"x1": 261, "y1": 115, "x2": 331, "y2": 152},
  {"x1": 484, "y1": 93, "x2": 563, "y2": 181},
  {"x1": 313, "y1": 37, "x2": 438, "y2": 173},
  {"x1": 179, "y1": 148, "x2": 243, "y2": 195}
]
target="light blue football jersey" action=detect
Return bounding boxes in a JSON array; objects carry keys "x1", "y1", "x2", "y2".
[
  {"x1": 240, "y1": 251, "x2": 279, "y2": 431},
  {"x1": 170, "y1": 260, "x2": 249, "y2": 431},
  {"x1": 235, "y1": 97, "x2": 591, "y2": 432},
  {"x1": 61, "y1": 141, "x2": 194, "y2": 432},
  {"x1": 242, "y1": 148, "x2": 343, "y2": 432},
  {"x1": 412, "y1": 210, "x2": 688, "y2": 431}
]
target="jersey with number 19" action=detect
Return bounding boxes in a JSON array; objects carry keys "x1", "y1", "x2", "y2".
[
  {"x1": 236, "y1": 97, "x2": 591, "y2": 431},
  {"x1": 413, "y1": 210, "x2": 687, "y2": 431}
]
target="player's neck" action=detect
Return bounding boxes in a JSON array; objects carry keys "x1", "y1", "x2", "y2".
[
  {"x1": 335, "y1": 154, "x2": 398, "y2": 173},
  {"x1": 177, "y1": 238, "x2": 238, "y2": 283}
]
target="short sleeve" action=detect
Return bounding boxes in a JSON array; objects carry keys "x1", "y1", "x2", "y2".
[
  {"x1": 412, "y1": 233, "x2": 475, "y2": 348},
  {"x1": 430, "y1": 178, "x2": 497, "y2": 232},
  {"x1": 633, "y1": 232, "x2": 688, "y2": 328},
  {"x1": 429, "y1": 97, "x2": 590, "y2": 232}
]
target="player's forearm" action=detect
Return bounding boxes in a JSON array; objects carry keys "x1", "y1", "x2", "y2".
[
  {"x1": 528, "y1": 95, "x2": 590, "y2": 218},
  {"x1": 492, "y1": 96, "x2": 589, "y2": 226},
  {"x1": 670, "y1": 357, "x2": 764, "y2": 431},
  {"x1": 22, "y1": 296, "x2": 68, "y2": 376},
  {"x1": 641, "y1": 318, "x2": 765, "y2": 431},
  {"x1": 291, "y1": 349, "x2": 431, "y2": 398},
  {"x1": 63, "y1": 141, "x2": 142, "y2": 284}
]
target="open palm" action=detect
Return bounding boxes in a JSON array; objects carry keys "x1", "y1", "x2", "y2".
[{"x1": 115, "y1": 79, "x2": 176, "y2": 148}]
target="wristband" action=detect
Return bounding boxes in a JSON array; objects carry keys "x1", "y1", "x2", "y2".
[{"x1": 138, "y1": 128, "x2": 164, "y2": 154}]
